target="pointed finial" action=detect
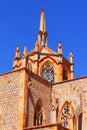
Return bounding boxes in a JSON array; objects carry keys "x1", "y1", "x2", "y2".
[
  {"x1": 15, "y1": 45, "x2": 20, "y2": 58},
  {"x1": 58, "y1": 41, "x2": 62, "y2": 54},
  {"x1": 69, "y1": 51, "x2": 74, "y2": 79},
  {"x1": 23, "y1": 44, "x2": 27, "y2": 56},
  {"x1": 39, "y1": 8, "x2": 46, "y2": 32},
  {"x1": 69, "y1": 51, "x2": 74, "y2": 63}
]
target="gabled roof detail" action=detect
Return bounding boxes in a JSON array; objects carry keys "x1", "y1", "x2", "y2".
[{"x1": 40, "y1": 46, "x2": 57, "y2": 54}]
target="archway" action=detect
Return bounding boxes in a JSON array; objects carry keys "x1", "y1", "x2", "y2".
[
  {"x1": 34, "y1": 98, "x2": 43, "y2": 126},
  {"x1": 59, "y1": 101, "x2": 74, "y2": 129}
]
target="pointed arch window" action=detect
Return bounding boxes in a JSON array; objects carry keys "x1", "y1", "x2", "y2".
[
  {"x1": 34, "y1": 99, "x2": 43, "y2": 126},
  {"x1": 78, "y1": 113, "x2": 82, "y2": 130},
  {"x1": 63, "y1": 68, "x2": 68, "y2": 81},
  {"x1": 41, "y1": 62, "x2": 54, "y2": 83},
  {"x1": 60, "y1": 102, "x2": 74, "y2": 129}
]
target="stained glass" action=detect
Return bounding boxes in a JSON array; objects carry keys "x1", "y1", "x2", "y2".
[
  {"x1": 41, "y1": 62, "x2": 54, "y2": 83},
  {"x1": 60, "y1": 103, "x2": 70, "y2": 127},
  {"x1": 42, "y1": 70, "x2": 45, "y2": 78}
]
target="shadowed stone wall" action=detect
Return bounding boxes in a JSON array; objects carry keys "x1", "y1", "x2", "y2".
[{"x1": 28, "y1": 72, "x2": 52, "y2": 127}]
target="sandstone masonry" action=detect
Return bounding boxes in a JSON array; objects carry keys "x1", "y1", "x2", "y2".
[{"x1": 0, "y1": 71, "x2": 20, "y2": 130}]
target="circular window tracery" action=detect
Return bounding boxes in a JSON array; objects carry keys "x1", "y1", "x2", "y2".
[{"x1": 60, "y1": 102, "x2": 74, "y2": 128}]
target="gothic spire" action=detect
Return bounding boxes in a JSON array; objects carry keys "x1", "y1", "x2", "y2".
[
  {"x1": 39, "y1": 8, "x2": 46, "y2": 32},
  {"x1": 38, "y1": 9, "x2": 48, "y2": 46}
]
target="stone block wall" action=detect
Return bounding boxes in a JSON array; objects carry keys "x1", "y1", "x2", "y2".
[
  {"x1": 0, "y1": 71, "x2": 20, "y2": 130},
  {"x1": 28, "y1": 72, "x2": 52, "y2": 127},
  {"x1": 0, "y1": 68, "x2": 52, "y2": 130},
  {"x1": 53, "y1": 76, "x2": 87, "y2": 130}
]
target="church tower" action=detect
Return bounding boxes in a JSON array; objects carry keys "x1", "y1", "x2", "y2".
[
  {"x1": 12, "y1": 9, "x2": 74, "y2": 83},
  {"x1": 1, "y1": 6, "x2": 87, "y2": 130}
]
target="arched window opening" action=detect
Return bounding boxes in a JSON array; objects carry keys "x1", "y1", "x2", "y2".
[
  {"x1": 41, "y1": 62, "x2": 54, "y2": 83},
  {"x1": 63, "y1": 68, "x2": 68, "y2": 81},
  {"x1": 78, "y1": 113, "x2": 82, "y2": 130},
  {"x1": 34, "y1": 99, "x2": 43, "y2": 126},
  {"x1": 56, "y1": 106, "x2": 59, "y2": 121},
  {"x1": 59, "y1": 102, "x2": 74, "y2": 129},
  {"x1": 60, "y1": 103, "x2": 69, "y2": 127}
]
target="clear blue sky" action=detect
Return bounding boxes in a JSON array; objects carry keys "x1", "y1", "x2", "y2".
[{"x1": 0, "y1": 0, "x2": 87, "y2": 78}]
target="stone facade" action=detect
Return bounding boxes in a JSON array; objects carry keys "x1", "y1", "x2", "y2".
[
  {"x1": 0, "y1": 71, "x2": 20, "y2": 130},
  {"x1": 0, "y1": 69, "x2": 52, "y2": 130},
  {"x1": 27, "y1": 71, "x2": 51, "y2": 127},
  {"x1": 0, "y1": 8, "x2": 87, "y2": 130},
  {"x1": 53, "y1": 76, "x2": 87, "y2": 130}
]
